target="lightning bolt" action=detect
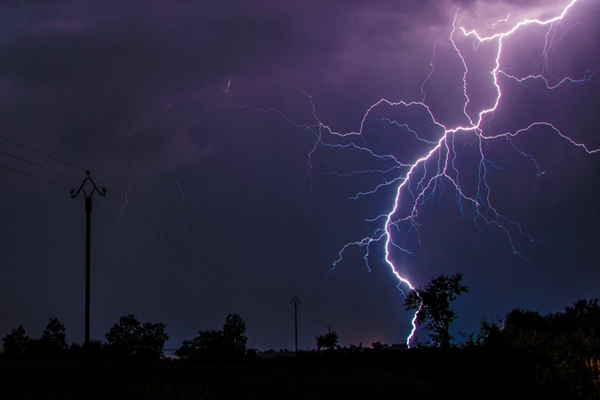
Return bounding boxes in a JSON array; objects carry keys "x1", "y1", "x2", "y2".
[
  {"x1": 321, "y1": 0, "x2": 599, "y2": 346},
  {"x1": 224, "y1": 0, "x2": 599, "y2": 346}
]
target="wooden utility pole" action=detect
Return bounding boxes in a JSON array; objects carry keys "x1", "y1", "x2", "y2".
[
  {"x1": 290, "y1": 295, "x2": 301, "y2": 355},
  {"x1": 326, "y1": 323, "x2": 333, "y2": 333},
  {"x1": 71, "y1": 171, "x2": 105, "y2": 389}
]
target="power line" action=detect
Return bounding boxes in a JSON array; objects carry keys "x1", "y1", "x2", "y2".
[
  {"x1": 0, "y1": 134, "x2": 84, "y2": 189},
  {"x1": 0, "y1": 136, "x2": 290, "y2": 304},
  {"x1": 106, "y1": 191, "x2": 285, "y2": 301},
  {"x1": 95, "y1": 204, "x2": 287, "y2": 303},
  {"x1": 299, "y1": 302, "x2": 324, "y2": 327},
  {"x1": 0, "y1": 162, "x2": 72, "y2": 190},
  {"x1": 93, "y1": 176, "x2": 288, "y2": 303},
  {"x1": 0, "y1": 135, "x2": 84, "y2": 172},
  {"x1": 0, "y1": 149, "x2": 80, "y2": 182}
]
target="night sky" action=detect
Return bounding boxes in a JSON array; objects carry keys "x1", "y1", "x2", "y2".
[{"x1": 1, "y1": 0, "x2": 600, "y2": 351}]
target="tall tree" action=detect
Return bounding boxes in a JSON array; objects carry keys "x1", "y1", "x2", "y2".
[
  {"x1": 316, "y1": 331, "x2": 339, "y2": 352},
  {"x1": 176, "y1": 313, "x2": 248, "y2": 362},
  {"x1": 176, "y1": 329, "x2": 224, "y2": 362},
  {"x1": 41, "y1": 318, "x2": 67, "y2": 348},
  {"x1": 222, "y1": 313, "x2": 247, "y2": 360},
  {"x1": 105, "y1": 314, "x2": 168, "y2": 360},
  {"x1": 36, "y1": 317, "x2": 68, "y2": 358},
  {"x1": 404, "y1": 272, "x2": 469, "y2": 348},
  {"x1": 1, "y1": 325, "x2": 30, "y2": 359}
]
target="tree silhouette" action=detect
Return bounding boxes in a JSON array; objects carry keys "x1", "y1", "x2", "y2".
[
  {"x1": 316, "y1": 331, "x2": 338, "y2": 352},
  {"x1": 467, "y1": 299, "x2": 600, "y2": 398},
  {"x1": 34, "y1": 317, "x2": 68, "y2": 358},
  {"x1": 1, "y1": 325, "x2": 30, "y2": 359},
  {"x1": 105, "y1": 314, "x2": 168, "y2": 360},
  {"x1": 177, "y1": 329, "x2": 224, "y2": 362},
  {"x1": 404, "y1": 272, "x2": 469, "y2": 348},
  {"x1": 222, "y1": 313, "x2": 247, "y2": 360},
  {"x1": 176, "y1": 313, "x2": 248, "y2": 362},
  {"x1": 2, "y1": 318, "x2": 68, "y2": 360},
  {"x1": 552, "y1": 298, "x2": 600, "y2": 338}
]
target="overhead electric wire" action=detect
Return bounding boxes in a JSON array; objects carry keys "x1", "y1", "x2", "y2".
[
  {"x1": 0, "y1": 134, "x2": 83, "y2": 189},
  {"x1": 0, "y1": 135, "x2": 291, "y2": 304},
  {"x1": 91, "y1": 173, "x2": 289, "y2": 303},
  {"x1": 300, "y1": 302, "x2": 325, "y2": 327},
  {"x1": 0, "y1": 149, "x2": 80, "y2": 182},
  {"x1": 0, "y1": 134, "x2": 84, "y2": 172},
  {"x1": 0, "y1": 162, "x2": 72, "y2": 190},
  {"x1": 95, "y1": 204, "x2": 286, "y2": 303},
  {"x1": 99, "y1": 187, "x2": 289, "y2": 303}
]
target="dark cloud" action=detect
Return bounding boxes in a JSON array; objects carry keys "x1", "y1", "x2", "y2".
[{"x1": 0, "y1": 0, "x2": 599, "y2": 351}]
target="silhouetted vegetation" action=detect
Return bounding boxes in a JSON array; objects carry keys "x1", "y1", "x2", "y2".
[
  {"x1": 176, "y1": 313, "x2": 248, "y2": 363},
  {"x1": 464, "y1": 299, "x2": 600, "y2": 398},
  {"x1": 104, "y1": 314, "x2": 169, "y2": 361},
  {"x1": 1, "y1": 284, "x2": 599, "y2": 399},
  {"x1": 315, "y1": 330, "x2": 339, "y2": 352},
  {"x1": 0, "y1": 315, "x2": 167, "y2": 362},
  {"x1": 1, "y1": 324, "x2": 30, "y2": 359},
  {"x1": 1, "y1": 318, "x2": 69, "y2": 360},
  {"x1": 404, "y1": 271, "x2": 469, "y2": 348}
]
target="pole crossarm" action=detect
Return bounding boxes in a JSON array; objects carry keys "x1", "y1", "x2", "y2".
[
  {"x1": 290, "y1": 295, "x2": 301, "y2": 306},
  {"x1": 70, "y1": 170, "x2": 106, "y2": 199}
]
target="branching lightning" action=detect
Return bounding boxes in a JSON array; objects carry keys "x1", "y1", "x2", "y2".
[
  {"x1": 336, "y1": 0, "x2": 598, "y2": 345},
  {"x1": 321, "y1": 0, "x2": 600, "y2": 346},
  {"x1": 225, "y1": 0, "x2": 599, "y2": 346}
]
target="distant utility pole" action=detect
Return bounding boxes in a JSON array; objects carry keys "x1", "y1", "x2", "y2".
[
  {"x1": 71, "y1": 171, "x2": 105, "y2": 385},
  {"x1": 290, "y1": 295, "x2": 301, "y2": 355},
  {"x1": 326, "y1": 323, "x2": 333, "y2": 333}
]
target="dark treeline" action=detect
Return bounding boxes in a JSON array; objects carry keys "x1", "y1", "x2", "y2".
[
  {"x1": 0, "y1": 313, "x2": 253, "y2": 363},
  {"x1": 2, "y1": 275, "x2": 600, "y2": 398},
  {"x1": 1, "y1": 314, "x2": 168, "y2": 362},
  {"x1": 290, "y1": 297, "x2": 600, "y2": 399},
  {"x1": 456, "y1": 298, "x2": 600, "y2": 398}
]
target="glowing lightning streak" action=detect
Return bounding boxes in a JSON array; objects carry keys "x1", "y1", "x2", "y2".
[
  {"x1": 407, "y1": 0, "x2": 599, "y2": 344},
  {"x1": 223, "y1": 0, "x2": 598, "y2": 347},
  {"x1": 327, "y1": 0, "x2": 598, "y2": 346},
  {"x1": 107, "y1": 176, "x2": 132, "y2": 242}
]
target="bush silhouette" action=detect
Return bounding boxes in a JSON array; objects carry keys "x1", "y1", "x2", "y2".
[
  {"x1": 105, "y1": 314, "x2": 168, "y2": 361},
  {"x1": 176, "y1": 313, "x2": 247, "y2": 362}
]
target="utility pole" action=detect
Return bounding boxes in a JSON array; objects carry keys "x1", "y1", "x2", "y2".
[
  {"x1": 290, "y1": 295, "x2": 301, "y2": 355},
  {"x1": 326, "y1": 323, "x2": 333, "y2": 334},
  {"x1": 71, "y1": 171, "x2": 105, "y2": 388}
]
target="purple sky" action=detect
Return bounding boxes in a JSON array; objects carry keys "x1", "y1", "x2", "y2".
[{"x1": 1, "y1": 0, "x2": 599, "y2": 351}]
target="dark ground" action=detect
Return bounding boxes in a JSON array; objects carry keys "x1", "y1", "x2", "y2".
[{"x1": 0, "y1": 350, "x2": 566, "y2": 400}]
